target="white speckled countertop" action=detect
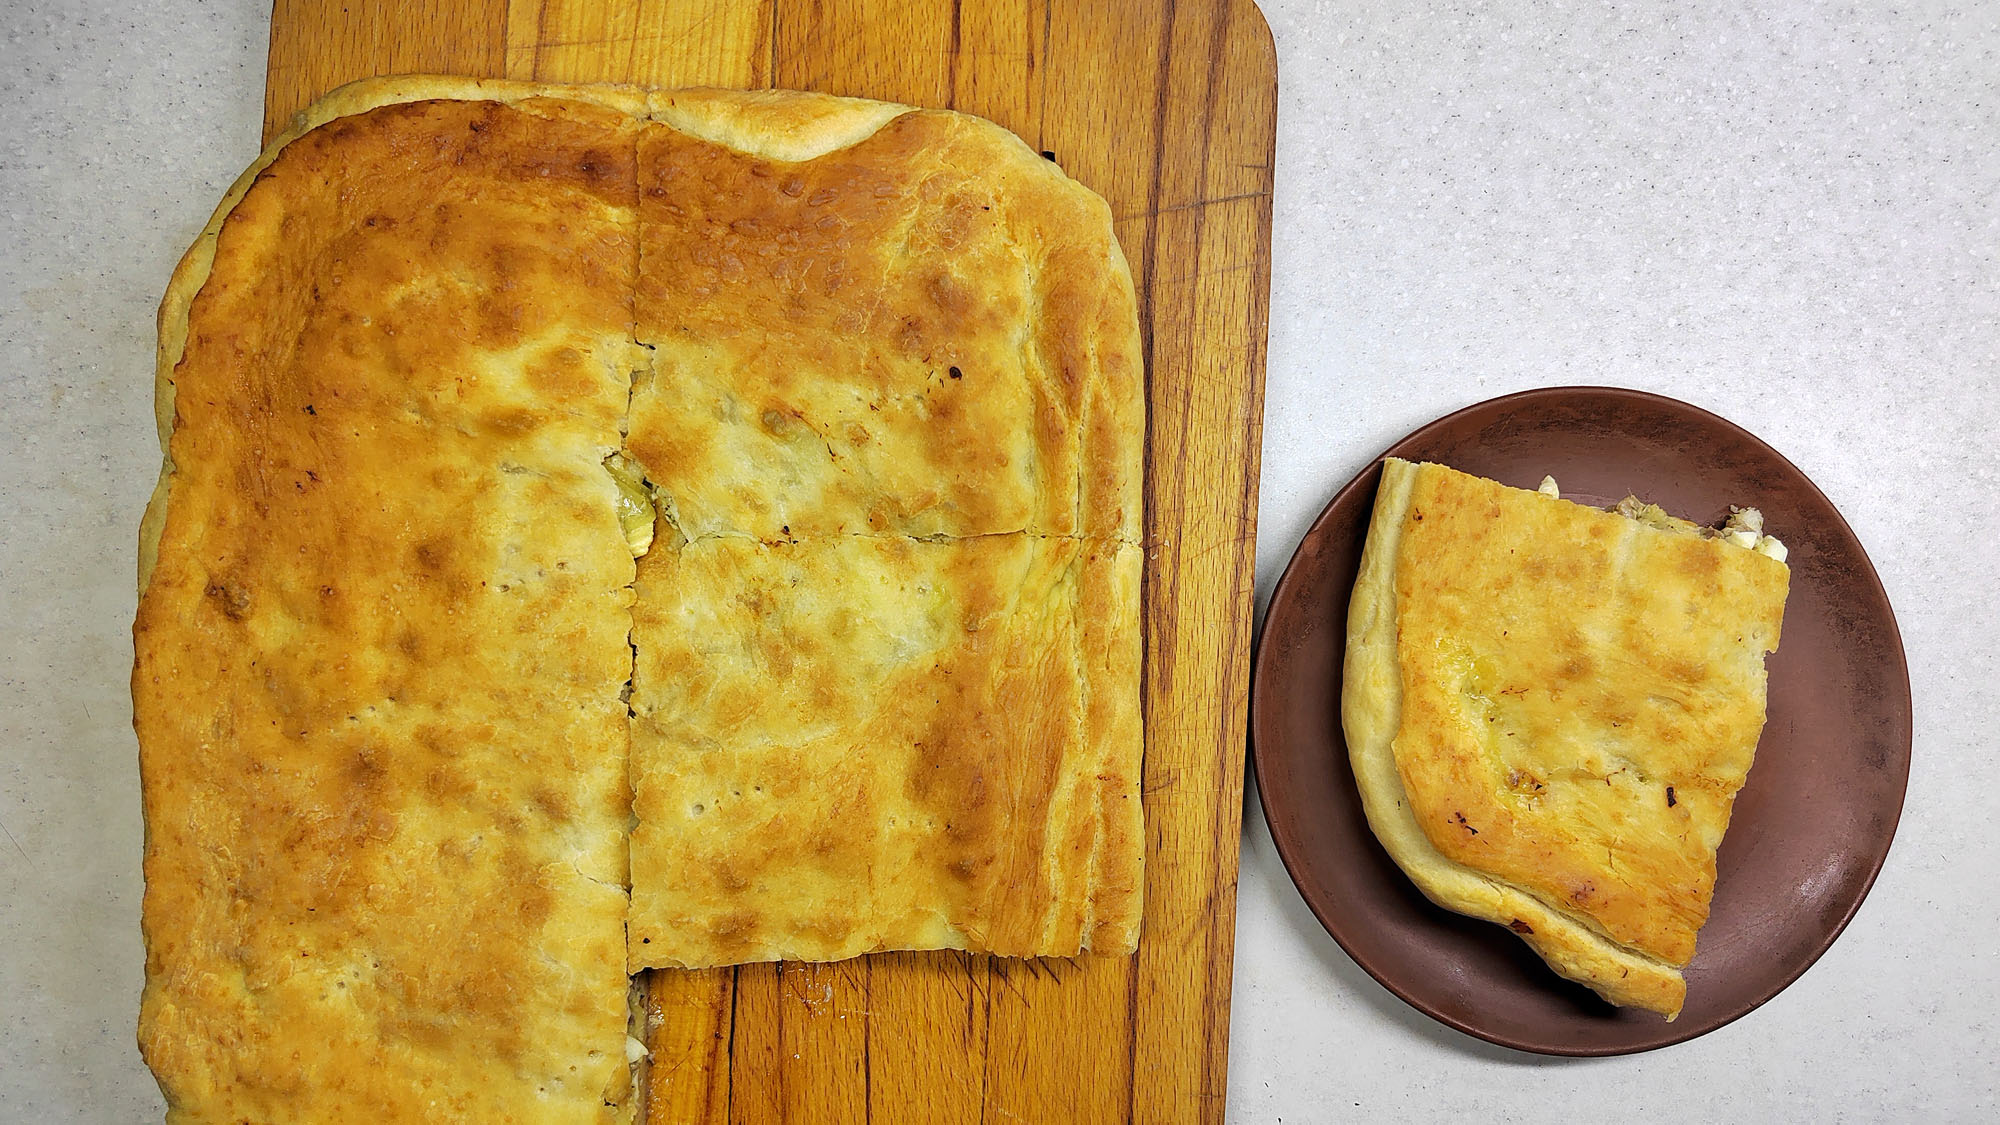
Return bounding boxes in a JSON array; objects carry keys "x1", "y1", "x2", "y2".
[{"x1": 2, "y1": 1, "x2": 1994, "y2": 1119}]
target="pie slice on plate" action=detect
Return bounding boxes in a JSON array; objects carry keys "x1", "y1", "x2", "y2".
[{"x1": 1342, "y1": 457, "x2": 1789, "y2": 1018}]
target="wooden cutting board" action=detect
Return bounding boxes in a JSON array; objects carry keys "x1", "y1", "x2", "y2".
[{"x1": 264, "y1": 2, "x2": 1275, "y2": 1120}]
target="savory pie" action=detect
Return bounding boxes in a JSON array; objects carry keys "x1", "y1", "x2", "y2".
[
  {"x1": 622, "y1": 87, "x2": 1143, "y2": 970},
  {"x1": 626, "y1": 534, "x2": 1142, "y2": 967},
  {"x1": 629, "y1": 88, "x2": 1142, "y2": 544},
  {"x1": 1342, "y1": 458, "x2": 1788, "y2": 1018},
  {"x1": 135, "y1": 77, "x2": 1142, "y2": 1122}
]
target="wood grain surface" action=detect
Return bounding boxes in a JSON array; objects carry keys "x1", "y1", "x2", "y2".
[{"x1": 264, "y1": 2, "x2": 1275, "y2": 1120}]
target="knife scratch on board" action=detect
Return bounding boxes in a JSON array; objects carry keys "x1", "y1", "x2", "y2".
[{"x1": 0, "y1": 815, "x2": 28, "y2": 863}]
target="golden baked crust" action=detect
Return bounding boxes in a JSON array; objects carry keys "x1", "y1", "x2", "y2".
[
  {"x1": 622, "y1": 88, "x2": 1144, "y2": 968},
  {"x1": 136, "y1": 84, "x2": 642, "y2": 1122},
  {"x1": 1343, "y1": 459, "x2": 1788, "y2": 1018},
  {"x1": 138, "y1": 76, "x2": 1144, "y2": 1115},
  {"x1": 629, "y1": 90, "x2": 1144, "y2": 543},
  {"x1": 140, "y1": 75, "x2": 647, "y2": 593},
  {"x1": 626, "y1": 534, "x2": 1142, "y2": 967}
]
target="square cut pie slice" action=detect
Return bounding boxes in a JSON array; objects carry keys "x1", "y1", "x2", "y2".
[
  {"x1": 627, "y1": 532, "x2": 1143, "y2": 968},
  {"x1": 1342, "y1": 458, "x2": 1789, "y2": 1018},
  {"x1": 629, "y1": 90, "x2": 1143, "y2": 543}
]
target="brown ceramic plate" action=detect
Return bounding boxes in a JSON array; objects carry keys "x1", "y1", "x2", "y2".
[{"x1": 1251, "y1": 386, "x2": 1911, "y2": 1055}]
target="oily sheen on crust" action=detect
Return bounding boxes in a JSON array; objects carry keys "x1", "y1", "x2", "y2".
[
  {"x1": 1342, "y1": 458, "x2": 1787, "y2": 1018},
  {"x1": 137, "y1": 77, "x2": 1145, "y2": 1120}
]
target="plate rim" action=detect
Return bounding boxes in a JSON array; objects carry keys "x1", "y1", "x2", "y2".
[{"x1": 1249, "y1": 384, "x2": 1914, "y2": 1057}]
